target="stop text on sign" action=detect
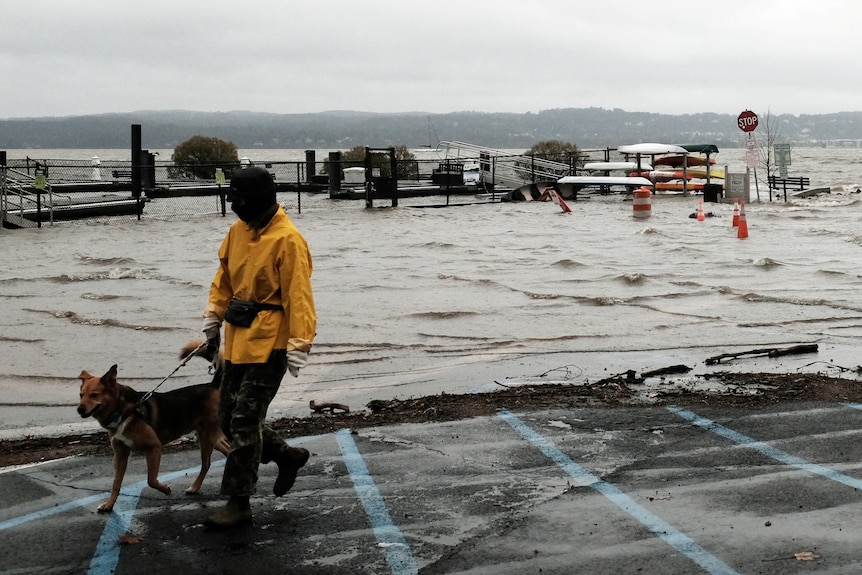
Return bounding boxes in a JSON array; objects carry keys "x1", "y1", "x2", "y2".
[{"x1": 737, "y1": 110, "x2": 759, "y2": 132}]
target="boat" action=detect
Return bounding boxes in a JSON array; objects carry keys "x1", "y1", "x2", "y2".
[
  {"x1": 628, "y1": 170, "x2": 691, "y2": 182},
  {"x1": 654, "y1": 155, "x2": 716, "y2": 167},
  {"x1": 557, "y1": 175, "x2": 653, "y2": 188},
  {"x1": 655, "y1": 182, "x2": 706, "y2": 191},
  {"x1": 615, "y1": 143, "x2": 723, "y2": 195},
  {"x1": 683, "y1": 167, "x2": 725, "y2": 179},
  {"x1": 582, "y1": 161, "x2": 654, "y2": 172},
  {"x1": 556, "y1": 175, "x2": 653, "y2": 196},
  {"x1": 617, "y1": 143, "x2": 689, "y2": 156}
]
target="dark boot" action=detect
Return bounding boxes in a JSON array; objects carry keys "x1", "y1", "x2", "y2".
[
  {"x1": 273, "y1": 447, "x2": 310, "y2": 496},
  {"x1": 204, "y1": 495, "x2": 252, "y2": 529}
]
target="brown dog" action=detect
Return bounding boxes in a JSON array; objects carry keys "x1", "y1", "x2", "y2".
[{"x1": 77, "y1": 364, "x2": 228, "y2": 513}]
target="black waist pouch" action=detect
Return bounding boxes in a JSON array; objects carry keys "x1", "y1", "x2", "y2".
[{"x1": 224, "y1": 299, "x2": 282, "y2": 328}]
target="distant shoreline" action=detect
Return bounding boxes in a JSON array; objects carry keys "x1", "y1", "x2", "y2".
[{"x1": 3, "y1": 108, "x2": 860, "y2": 150}]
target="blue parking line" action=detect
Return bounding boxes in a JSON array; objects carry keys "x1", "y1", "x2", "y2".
[
  {"x1": 497, "y1": 409, "x2": 742, "y2": 575},
  {"x1": 85, "y1": 462, "x2": 227, "y2": 575},
  {"x1": 336, "y1": 428, "x2": 419, "y2": 575},
  {"x1": 0, "y1": 493, "x2": 108, "y2": 531},
  {"x1": 1, "y1": 434, "x2": 322, "y2": 575},
  {"x1": 667, "y1": 406, "x2": 862, "y2": 491},
  {"x1": 88, "y1": 485, "x2": 145, "y2": 574}
]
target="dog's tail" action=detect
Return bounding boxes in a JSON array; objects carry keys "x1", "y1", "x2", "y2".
[{"x1": 180, "y1": 339, "x2": 223, "y2": 387}]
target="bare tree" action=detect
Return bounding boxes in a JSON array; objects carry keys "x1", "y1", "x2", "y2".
[{"x1": 756, "y1": 108, "x2": 795, "y2": 197}]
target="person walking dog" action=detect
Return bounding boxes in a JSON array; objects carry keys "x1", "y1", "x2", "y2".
[{"x1": 201, "y1": 166, "x2": 316, "y2": 529}]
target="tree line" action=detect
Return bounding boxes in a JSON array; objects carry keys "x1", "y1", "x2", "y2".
[{"x1": 4, "y1": 108, "x2": 862, "y2": 150}]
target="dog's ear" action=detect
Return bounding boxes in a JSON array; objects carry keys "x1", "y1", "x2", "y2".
[
  {"x1": 78, "y1": 370, "x2": 93, "y2": 382},
  {"x1": 102, "y1": 364, "x2": 119, "y2": 386}
]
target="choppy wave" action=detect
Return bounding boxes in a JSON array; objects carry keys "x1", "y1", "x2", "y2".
[
  {"x1": 29, "y1": 309, "x2": 177, "y2": 330},
  {"x1": 421, "y1": 241, "x2": 457, "y2": 249},
  {"x1": 637, "y1": 227, "x2": 661, "y2": 235},
  {"x1": 406, "y1": 311, "x2": 480, "y2": 319},
  {"x1": 617, "y1": 272, "x2": 648, "y2": 284},
  {"x1": 523, "y1": 290, "x2": 566, "y2": 300},
  {"x1": 0, "y1": 335, "x2": 43, "y2": 343},
  {"x1": 752, "y1": 257, "x2": 784, "y2": 268},
  {"x1": 551, "y1": 258, "x2": 585, "y2": 268},
  {"x1": 733, "y1": 291, "x2": 862, "y2": 313},
  {"x1": 54, "y1": 267, "x2": 168, "y2": 282},
  {"x1": 585, "y1": 296, "x2": 627, "y2": 306},
  {"x1": 437, "y1": 274, "x2": 498, "y2": 288},
  {"x1": 80, "y1": 292, "x2": 125, "y2": 300},
  {"x1": 804, "y1": 226, "x2": 845, "y2": 237},
  {"x1": 75, "y1": 255, "x2": 136, "y2": 265}
]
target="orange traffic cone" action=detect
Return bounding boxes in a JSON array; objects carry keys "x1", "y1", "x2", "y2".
[
  {"x1": 548, "y1": 189, "x2": 572, "y2": 213},
  {"x1": 696, "y1": 199, "x2": 705, "y2": 221},
  {"x1": 731, "y1": 198, "x2": 740, "y2": 227},
  {"x1": 737, "y1": 202, "x2": 749, "y2": 239}
]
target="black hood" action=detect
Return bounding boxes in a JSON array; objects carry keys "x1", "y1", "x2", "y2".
[{"x1": 228, "y1": 167, "x2": 276, "y2": 223}]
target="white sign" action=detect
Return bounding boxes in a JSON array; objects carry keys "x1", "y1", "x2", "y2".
[
  {"x1": 745, "y1": 133, "x2": 758, "y2": 169},
  {"x1": 774, "y1": 144, "x2": 791, "y2": 166},
  {"x1": 726, "y1": 172, "x2": 750, "y2": 203}
]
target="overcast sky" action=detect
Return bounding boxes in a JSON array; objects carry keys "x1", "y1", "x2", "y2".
[{"x1": 2, "y1": 0, "x2": 859, "y2": 119}]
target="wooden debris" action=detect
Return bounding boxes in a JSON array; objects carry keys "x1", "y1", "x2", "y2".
[
  {"x1": 593, "y1": 364, "x2": 692, "y2": 386},
  {"x1": 641, "y1": 364, "x2": 692, "y2": 378},
  {"x1": 309, "y1": 400, "x2": 350, "y2": 414},
  {"x1": 705, "y1": 344, "x2": 819, "y2": 365},
  {"x1": 593, "y1": 370, "x2": 640, "y2": 386}
]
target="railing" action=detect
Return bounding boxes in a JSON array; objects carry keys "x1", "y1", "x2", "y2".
[
  {"x1": 1, "y1": 167, "x2": 57, "y2": 228},
  {"x1": 1, "y1": 153, "x2": 502, "y2": 229},
  {"x1": 439, "y1": 141, "x2": 576, "y2": 189}
]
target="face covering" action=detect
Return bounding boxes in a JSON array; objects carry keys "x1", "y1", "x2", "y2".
[
  {"x1": 230, "y1": 196, "x2": 266, "y2": 222},
  {"x1": 228, "y1": 167, "x2": 277, "y2": 223}
]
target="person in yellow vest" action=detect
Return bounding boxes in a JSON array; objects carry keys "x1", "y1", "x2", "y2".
[{"x1": 201, "y1": 166, "x2": 316, "y2": 529}]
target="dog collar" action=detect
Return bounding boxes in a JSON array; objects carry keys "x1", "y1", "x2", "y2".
[{"x1": 103, "y1": 407, "x2": 130, "y2": 430}]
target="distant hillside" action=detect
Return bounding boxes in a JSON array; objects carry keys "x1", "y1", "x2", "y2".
[{"x1": 2, "y1": 108, "x2": 862, "y2": 150}]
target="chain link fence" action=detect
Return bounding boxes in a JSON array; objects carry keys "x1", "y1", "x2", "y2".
[{"x1": 1, "y1": 154, "x2": 504, "y2": 228}]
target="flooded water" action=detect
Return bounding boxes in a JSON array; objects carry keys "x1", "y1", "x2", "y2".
[{"x1": 3, "y1": 146, "x2": 862, "y2": 439}]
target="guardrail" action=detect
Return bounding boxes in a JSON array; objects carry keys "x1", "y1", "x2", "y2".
[
  {"x1": 439, "y1": 141, "x2": 576, "y2": 189},
  {"x1": 2, "y1": 167, "x2": 56, "y2": 228}
]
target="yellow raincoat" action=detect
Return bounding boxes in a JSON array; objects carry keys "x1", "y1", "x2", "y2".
[{"x1": 205, "y1": 207, "x2": 316, "y2": 364}]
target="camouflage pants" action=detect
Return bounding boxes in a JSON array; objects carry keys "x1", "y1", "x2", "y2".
[{"x1": 218, "y1": 350, "x2": 290, "y2": 496}]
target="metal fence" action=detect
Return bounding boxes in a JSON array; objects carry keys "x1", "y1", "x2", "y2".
[{"x1": 1, "y1": 154, "x2": 509, "y2": 229}]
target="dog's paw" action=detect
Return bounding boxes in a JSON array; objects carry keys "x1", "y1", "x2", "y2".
[
  {"x1": 97, "y1": 502, "x2": 114, "y2": 513},
  {"x1": 184, "y1": 485, "x2": 201, "y2": 495}
]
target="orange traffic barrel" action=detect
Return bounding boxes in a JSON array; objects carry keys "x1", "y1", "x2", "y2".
[{"x1": 632, "y1": 186, "x2": 651, "y2": 218}]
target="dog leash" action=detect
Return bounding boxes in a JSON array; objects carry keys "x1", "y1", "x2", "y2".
[{"x1": 137, "y1": 340, "x2": 208, "y2": 405}]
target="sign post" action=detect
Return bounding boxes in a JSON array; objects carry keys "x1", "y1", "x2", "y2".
[{"x1": 738, "y1": 110, "x2": 759, "y2": 202}]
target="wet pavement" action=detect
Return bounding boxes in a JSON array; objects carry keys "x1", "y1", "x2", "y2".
[{"x1": 3, "y1": 402, "x2": 862, "y2": 574}]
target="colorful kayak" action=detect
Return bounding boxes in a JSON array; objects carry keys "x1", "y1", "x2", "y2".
[
  {"x1": 617, "y1": 143, "x2": 689, "y2": 155},
  {"x1": 583, "y1": 161, "x2": 654, "y2": 172},
  {"x1": 629, "y1": 170, "x2": 691, "y2": 182},
  {"x1": 558, "y1": 175, "x2": 653, "y2": 187},
  {"x1": 654, "y1": 154, "x2": 716, "y2": 167},
  {"x1": 655, "y1": 182, "x2": 708, "y2": 191},
  {"x1": 684, "y1": 167, "x2": 725, "y2": 179}
]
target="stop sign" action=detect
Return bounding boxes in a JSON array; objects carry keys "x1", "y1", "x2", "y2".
[{"x1": 737, "y1": 110, "x2": 759, "y2": 132}]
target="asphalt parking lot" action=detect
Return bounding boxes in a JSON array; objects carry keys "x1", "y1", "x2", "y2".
[{"x1": 3, "y1": 402, "x2": 862, "y2": 574}]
